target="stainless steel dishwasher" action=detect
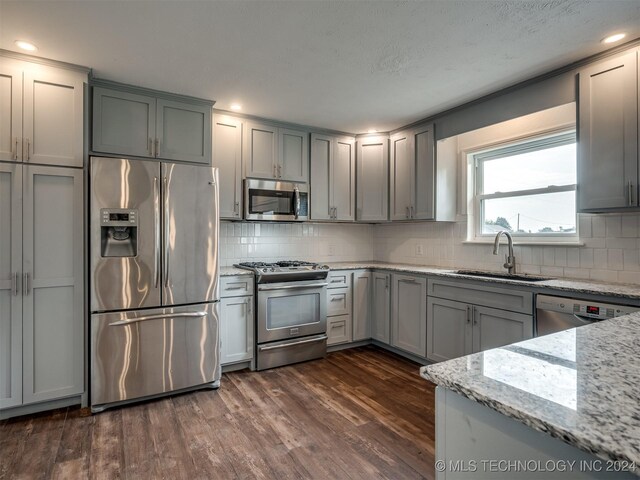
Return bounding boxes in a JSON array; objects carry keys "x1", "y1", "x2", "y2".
[{"x1": 535, "y1": 294, "x2": 639, "y2": 336}]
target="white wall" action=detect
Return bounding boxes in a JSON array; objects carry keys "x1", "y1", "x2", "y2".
[{"x1": 220, "y1": 221, "x2": 373, "y2": 266}]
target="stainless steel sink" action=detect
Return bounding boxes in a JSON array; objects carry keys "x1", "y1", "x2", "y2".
[{"x1": 454, "y1": 270, "x2": 552, "y2": 282}]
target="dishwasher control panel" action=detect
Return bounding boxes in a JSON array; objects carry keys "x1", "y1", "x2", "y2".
[{"x1": 536, "y1": 295, "x2": 639, "y2": 320}]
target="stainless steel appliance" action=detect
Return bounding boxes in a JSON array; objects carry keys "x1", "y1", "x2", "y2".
[
  {"x1": 235, "y1": 261, "x2": 329, "y2": 370},
  {"x1": 244, "y1": 179, "x2": 308, "y2": 221},
  {"x1": 90, "y1": 156, "x2": 220, "y2": 412},
  {"x1": 535, "y1": 294, "x2": 639, "y2": 336}
]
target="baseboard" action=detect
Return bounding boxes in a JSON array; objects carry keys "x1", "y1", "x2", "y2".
[
  {"x1": 222, "y1": 360, "x2": 253, "y2": 373},
  {"x1": 327, "y1": 339, "x2": 371, "y2": 353},
  {"x1": 0, "y1": 395, "x2": 83, "y2": 420}
]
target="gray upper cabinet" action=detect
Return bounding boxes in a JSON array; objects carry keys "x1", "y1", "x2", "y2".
[
  {"x1": 310, "y1": 133, "x2": 355, "y2": 221},
  {"x1": 352, "y1": 270, "x2": 371, "y2": 341},
  {"x1": 390, "y1": 125, "x2": 438, "y2": 221},
  {"x1": 92, "y1": 84, "x2": 213, "y2": 164},
  {"x1": 22, "y1": 165, "x2": 84, "y2": 405},
  {"x1": 356, "y1": 135, "x2": 389, "y2": 221},
  {"x1": 93, "y1": 87, "x2": 156, "y2": 158},
  {"x1": 244, "y1": 122, "x2": 309, "y2": 182},
  {"x1": 0, "y1": 164, "x2": 22, "y2": 409},
  {"x1": 391, "y1": 274, "x2": 427, "y2": 357},
  {"x1": 412, "y1": 125, "x2": 437, "y2": 220},
  {"x1": 0, "y1": 57, "x2": 86, "y2": 167},
  {"x1": 156, "y1": 99, "x2": 211, "y2": 164},
  {"x1": 578, "y1": 50, "x2": 639, "y2": 211},
  {"x1": 371, "y1": 271, "x2": 391, "y2": 343},
  {"x1": 213, "y1": 115, "x2": 243, "y2": 219}
]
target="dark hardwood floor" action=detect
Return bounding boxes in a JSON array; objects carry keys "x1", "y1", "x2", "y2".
[{"x1": 0, "y1": 346, "x2": 436, "y2": 480}]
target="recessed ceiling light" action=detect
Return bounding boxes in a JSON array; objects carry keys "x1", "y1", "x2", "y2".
[
  {"x1": 602, "y1": 33, "x2": 626, "y2": 44},
  {"x1": 367, "y1": 129, "x2": 377, "y2": 134},
  {"x1": 230, "y1": 104, "x2": 242, "y2": 111},
  {"x1": 14, "y1": 40, "x2": 38, "y2": 52}
]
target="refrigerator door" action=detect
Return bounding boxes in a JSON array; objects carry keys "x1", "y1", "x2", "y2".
[
  {"x1": 91, "y1": 302, "x2": 220, "y2": 409},
  {"x1": 162, "y1": 164, "x2": 219, "y2": 305},
  {"x1": 90, "y1": 157, "x2": 161, "y2": 312}
]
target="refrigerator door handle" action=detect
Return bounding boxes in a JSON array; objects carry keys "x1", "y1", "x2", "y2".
[
  {"x1": 108, "y1": 311, "x2": 208, "y2": 326},
  {"x1": 164, "y1": 176, "x2": 170, "y2": 288},
  {"x1": 154, "y1": 176, "x2": 160, "y2": 288}
]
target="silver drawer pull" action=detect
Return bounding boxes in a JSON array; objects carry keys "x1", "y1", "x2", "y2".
[
  {"x1": 330, "y1": 297, "x2": 342, "y2": 302},
  {"x1": 110, "y1": 311, "x2": 207, "y2": 326},
  {"x1": 330, "y1": 279, "x2": 342, "y2": 283},
  {"x1": 258, "y1": 283, "x2": 328, "y2": 291},
  {"x1": 258, "y1": 335, "x2": 328, "y2": 352},
  {"x1": 224, "y1": 286, "x2": 247, "y2": 290}
]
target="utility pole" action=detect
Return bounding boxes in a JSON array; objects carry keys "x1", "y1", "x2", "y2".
[{"x1": 517, "y1": 213, "x2": 520, "y2": 232}]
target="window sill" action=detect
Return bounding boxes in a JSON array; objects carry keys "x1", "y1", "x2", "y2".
[{"x1": 463, "y1": 240, "x2": 585, "y2": 247}]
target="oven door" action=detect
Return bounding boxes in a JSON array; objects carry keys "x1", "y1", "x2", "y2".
[
  {"x1": 257, "y1": 280, "x2": 327, "y2": 343},
  {"x1": 245, "y1": 179, "x2": 308, "y2": 221}
]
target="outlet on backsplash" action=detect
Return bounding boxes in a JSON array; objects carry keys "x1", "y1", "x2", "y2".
[
  {"x1": 328, "y1": 244, "x2": 336, "y2": 256},
  {"x1": 416, "y1": 244, "x2": 425, "y2": 256}
]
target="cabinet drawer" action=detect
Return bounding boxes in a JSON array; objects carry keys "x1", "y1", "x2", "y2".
[
  {"x1": 428, "y1": 279, "x2": 532, "y2": 314},
  {"x1": 327, "y1": 314, "x2": 352, "y2": 346},
  {"x1": 328, "y1": 271, "x2": 351, "y2": 289},
  {"x1": 220, "y1": 275, "x2": 254, "y2": 297},
  {"x1": 327, "y1": 287, "x2": 351, "y2": 317}
]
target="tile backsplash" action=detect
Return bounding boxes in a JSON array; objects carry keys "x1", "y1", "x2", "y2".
[
  {"x1": 373, "y1": 214, "x2": 640, "y2": 285},
  {"x1": 220, "y1": 221, "x2": 374, "y2": 266}
]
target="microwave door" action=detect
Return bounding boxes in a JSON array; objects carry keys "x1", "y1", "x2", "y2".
[
  {"x1": 162, "y1": 163, "x2": 219, "y2": 306},
  {"x1": 90, "y1": 157, "x2": 161, "y2": 312}
]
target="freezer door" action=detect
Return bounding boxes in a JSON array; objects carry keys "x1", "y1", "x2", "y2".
[
  {"x1": 162, "y1": 163, "x2": 219, "y2": 305},
  {"x1": 91, "y1": 302, "x2": 220, "y2": 408},
  {"x1": 90, "y1": 157, "x2": 161, "y2": 311}
]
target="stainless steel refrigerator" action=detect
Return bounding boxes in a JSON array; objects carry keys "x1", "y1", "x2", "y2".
[{"x1": 89, "y1": 156, "x2": 220, "y2": 412}]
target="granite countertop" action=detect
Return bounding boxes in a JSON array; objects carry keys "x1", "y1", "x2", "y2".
[
  {"x1": 326, "y1": 261, "x2": 640, "y2": 300},
  {"x1": 220, "y1": 266, "x2": 253, "y2": 276},
  {"x1": 421, "y1": 313, "x2": 640, "y2": 473}
]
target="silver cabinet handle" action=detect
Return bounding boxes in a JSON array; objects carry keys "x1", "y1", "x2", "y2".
[
  {"x1": 406, "y1": 206, "x2": 410, "y2": 219},
  {"x1": 473, "y1": 306, "x2": 478, "y2": 325},
  {"x1": 155, "y1": 139, "x2": 160, "y2": 158},
  {"x1": 148, "y1": 138, "x2": 153, "y2": 156},
  {"x1": 234, "y1": 201, "x2": 240, "y2": 216},
  {"x1": 109, "y1": 311, "x2": 207, "y2": 326},
  {"x1": 333, "y1": 206, "x2": 337, "y2": 219},
  {"x1": 277, "y1": 164, "x2": 282, "y2": 178},
  {"x1": 25, "y1": 138, "x2": 31, "y2": 161},
  {"x1": 258, "y1": 282, "x2": 328, "y2": 291},
  {"x1": 164, "y1": 176, "x2": 170, "y2": 288},
  {"x1": 330, "y1": 297, "x2": 342, "y2": 302},
  {"x1": 23, "y1": 272, "x2": 30, "y2": 296},
  {"x1": 153, "y1": 176, "x2": 160, "y2": 288},
  {"x1": 466, "y1": 305, "x2": 471, "y2": 324},
  {"x1": 12, "y1": 272, "x2": 19, "y2": 296},
  {"x1": 224, "y1": 285, "x2": 247, "y2": 290},
  {"x1": 629, "y1": 181, "x2": 634, "y2": 206},
  {"x1": 246, "y1": 298, "x2": 252, "y2": 316},
  {"x1": 410, "y1": 205, "x2": 414, "y2": 219},
  {"x1": 258, "y1": 335, "x2": 328, "y2": 352},
  {"x1": 273, "y1": 164, "x2": 277, "y2": 178},
  {"x1": 13, "y1": 138, "x2": 18, "y2": 160}
]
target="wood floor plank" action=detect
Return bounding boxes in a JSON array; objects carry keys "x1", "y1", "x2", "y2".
[{"x1": 0, "y1": 346, "x2": 436, "y2": 480}]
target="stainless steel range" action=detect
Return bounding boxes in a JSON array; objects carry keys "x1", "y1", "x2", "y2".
[{"x1": 235, "y1": 261, "x2": 330, "y2": 370}]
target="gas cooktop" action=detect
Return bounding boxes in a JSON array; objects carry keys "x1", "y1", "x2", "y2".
[{"x1": 235, "y1": 260, "x2": 330, "y2": 283}]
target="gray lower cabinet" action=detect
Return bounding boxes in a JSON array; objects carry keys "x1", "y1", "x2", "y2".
[
  {"x1": 310, "y1": 133, "x2": 356, "y2": 221},
  {"x1": 578, "y1": 49, "x2": 639, "y2": 211},
  {"x1": 327, "y1": 315, "x2": 351, "y2": 346},
  {"x1": 391, "y1": 274, "x2": 427, "y2": 357},
  {"x1": 371, "y1": 272, "x2": 391, "y2": 343},
  {"x1": 427, "y1": 297, "x2": 533, "y2": 363},
  {"x1": 352, "y1": 270, "x2": 371, "y2": 341},
  {"x1": 213, "y1": 115, "x2": 243, "y2": 219},
  {"x1": 220, "y1": 295, "x2": 254, "y2": 365},
  {"x1": 327, "y1": 273, "x2": 352, "y2": 346},
  {"x1": 93, "y1": 85, "x2": 212, "y2": 164},
  {"x1": 0, "y1": 56, "x2": 86, "y2": 167},
  {"x1": 0, "y1": 164, "x2": 84, "y2": 409},
  {"x1": 356, "y1": 135, "x2": 389, "y2": 221}
]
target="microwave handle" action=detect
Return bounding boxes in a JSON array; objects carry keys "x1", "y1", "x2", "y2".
[{"x1": 294, "y1": 185, "x2": 301, "y2": 220}]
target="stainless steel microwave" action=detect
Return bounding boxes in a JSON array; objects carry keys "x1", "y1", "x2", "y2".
[{"x1": 244, "y1": 179, "x2": 309, "y2": 221}]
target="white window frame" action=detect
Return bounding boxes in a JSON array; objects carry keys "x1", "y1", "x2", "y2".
[{"x1": 470, "y1": 130, "x2": 578, "y2": 244}]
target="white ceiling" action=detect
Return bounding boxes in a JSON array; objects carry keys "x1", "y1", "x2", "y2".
[{"x1": 1, "y1": 0, "x2": 639, "y2": 133}]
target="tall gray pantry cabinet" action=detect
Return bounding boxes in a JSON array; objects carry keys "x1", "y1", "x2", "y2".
[{"x1": 0, "y1": 54, "x2": 86, "y2": 414}]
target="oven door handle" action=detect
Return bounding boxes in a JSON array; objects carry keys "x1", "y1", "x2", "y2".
[
  {"x1": 258, "y1": 282, "x2": 328, "y2": 291},
  {"x1": 258, "y1": 335, "x2": 328, "y2": 351}
]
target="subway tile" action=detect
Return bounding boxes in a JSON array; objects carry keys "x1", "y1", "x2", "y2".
[
  {"x1": 621, "y1": 215, "x2": 638, "y2": 238},
  {"x1": 605, "y1": 216, "x2": 621, "y2": 237},
  {"x1": 591, "y1": 216, "x2": 606, "y2": 237}
]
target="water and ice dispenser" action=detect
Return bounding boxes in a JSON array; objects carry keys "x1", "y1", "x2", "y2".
[{"x1": 100, "y1": 208, "x2": 138, "y2": 257}]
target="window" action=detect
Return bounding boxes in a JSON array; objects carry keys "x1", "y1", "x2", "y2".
[{"x1": 471, "y1": 131, "x2": 577, "y2": 242}]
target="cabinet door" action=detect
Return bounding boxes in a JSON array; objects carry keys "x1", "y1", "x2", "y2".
[
  {"x1": 389, "y1": 132, "x2": 412, "y2": 220},
  {"x1": 371, "y1": 272, "x2": 390, "y2": 344},
  {"x1": 93, "y1": 87, "x2": 156, "y2": 159},
  {"x1": 327, "y1": 314, "x2": 351, "y2": 346},
  {"x1": 0, "y1": 65, "x2": 22, "y2": 162},
  {"x1": 352, "y1": 270, "x2": 371, "y2": 341},
  {"x1": 220, "y1": 296, "x2": 254, "y2": 365},
  {"x1": 244, "y1": 122, "x2": 277, "y2": 179},
  {"x1": 23, "y1": 66, "x2": 85, "y2": 167},
  {"x1": 0, "y1": 164, "x2": 22, "y2": 409},
  {"x1": 356, "y1": 136, "x2": 389, "y2": 221},
  {"x1": 472, "y1": 305, "x2": 533, "y2": 353},
  {"x1": 578, "y1": 51, "x2": 638, "y2": 211},
  {"x1": 391, "y1": 274, "x2": 427, "y2": 357},
  {"x1": 333, "y1": 137, "x2": 356, "y2": 221},
  {"x1": 310, "y1": 133, "x2": 332, "y2": 220},
  {"x1": 412, "y1": 125, "x2": 435, "y2": 220},
  {"x1": 427, "y1": 297, "x2": 471, "y2": 363},
  {"x1": 157, "y1": 99, "x2": 211, "y2": 164},
  {"x1": 22, "y1": 165, "x2": 84, "y2": 404},
  {"x1": 279, "y1": 128, "x2": 308, "y2": 182},
  {"x1": 213, "y1": 115, "x2": 243, "y2": 219}
]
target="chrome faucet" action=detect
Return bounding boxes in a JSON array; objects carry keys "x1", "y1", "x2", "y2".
[{"x1": 493, "y1": 231, "x2": 516, "y2": 274}]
